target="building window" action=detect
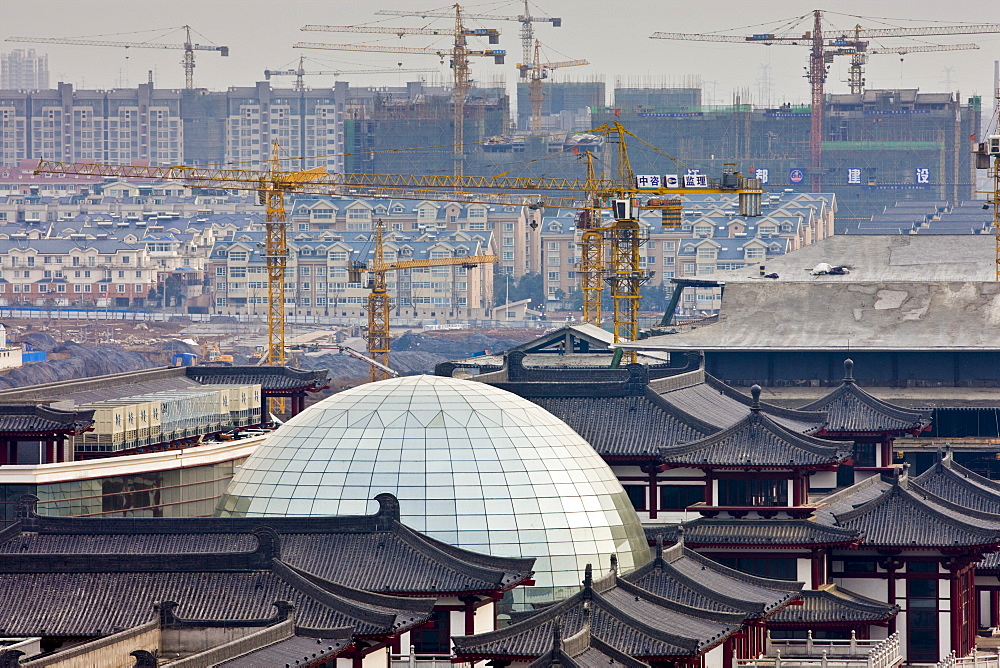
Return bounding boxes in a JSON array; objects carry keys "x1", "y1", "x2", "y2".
[
  {"x1": 716, "y1": 557, "x2": 797, "y2": 581},
  {"x1": 717, "y1": 478, "x2": 788, "y2": 506},
  {"x1": 854, "y1": 442, "x2": 877, "y2": 468},
  {"x1": 411, "y1": 610, "x2": 450, "y2": 655},
  {"x1": 624, "y1": 485, "x2": 646, "y2": 511},
  {"x1": 907, "y1": 571, "x2": 940, "y2": 662},
  {"x1": 660, "y1": 485, "x2": 704, "y2": 511}
]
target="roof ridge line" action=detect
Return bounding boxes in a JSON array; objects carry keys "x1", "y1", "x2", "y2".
[
  {"x1": 590, "y1": 590, "x2": 734, "y2": 654},
  {"x1": 391, "y1": 521, "x2": 530, "y2": 590},
  {"x1": 673, "y1": 543, "x2": 804, "y2": 592},
  {"x1": 272, "y1": 559, "x2": 431, "y2": 634},
  {"x1": 612, "y1": 576, "x2": 749, "y2": 623}
]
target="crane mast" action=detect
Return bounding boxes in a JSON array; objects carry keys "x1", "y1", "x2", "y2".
[
  {"x1": 295, "y1": 4, "x2": 504, "y2": 179},
  {"x1": 357, "y1": 219, "x2": 500, "y2": 381},
  {"x1": 6, "y1": 25, "x2": 228, "y2": 89},
  {"x1": 650, "y1": 12, "x2": 1000, "y2": 193}
]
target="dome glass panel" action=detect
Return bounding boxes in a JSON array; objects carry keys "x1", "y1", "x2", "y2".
[{"x1": 217, "y1": 375, "x2": 650, "y2": 606}]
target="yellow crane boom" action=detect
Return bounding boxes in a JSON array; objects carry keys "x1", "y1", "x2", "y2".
[
  {"x1": 294, "y1": 4, "x2": 503, "y2": 180},
  {"x1": 354, "y1": 219, "x2": 499, "y2": 381}
]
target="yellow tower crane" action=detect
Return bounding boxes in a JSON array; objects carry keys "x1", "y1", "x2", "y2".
[
  {"x1": 573, "y1": 123, "x2": 763, "y2": 346},
  {"x1": 519, "y1": 39, "x2": 588, "y2": 132},
  {"x1": 295, "y1": 4, "x2": 505, "y2": 179},
  {"x1": 7, "y1": 25, "x2": 228, "y2": 89},
  {"x1": 35, "y1": 123, "x2": 759, "y2": 367},
  {"x1": 34, "y1": 150, "x2": 587, "y2": 371},
  {"x1": 350, "y1": 219, "x2": 500, "y2": 381}
]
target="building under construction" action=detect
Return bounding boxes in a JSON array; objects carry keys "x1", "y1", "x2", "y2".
[
  {"x1": 591, "y1": 88, "x2": 981, "y2": 230},
  {"x1": 342, "y1": 82, "x2": 509, "y2": 176}
]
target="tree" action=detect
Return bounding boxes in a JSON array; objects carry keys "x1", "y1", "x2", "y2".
[{"x1": 493, "y1": 271, "x2": 545, "y2": 307}]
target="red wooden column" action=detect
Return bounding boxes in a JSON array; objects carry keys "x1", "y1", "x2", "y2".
[
  {"x1": 991, "y1": 590, "x2": 1000, "y2": 628},
  {"x1": 45, "y1": 439, "x2": 55, "y2": 464},
  {"x1": 0, "y1": 439, "x2": 7, "y2": 465},
  {"x1": 461, "y1": 596, "x2": 477, "y2": 636}
]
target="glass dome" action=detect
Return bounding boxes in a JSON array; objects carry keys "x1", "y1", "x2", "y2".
[{"x1": 217, "y1": 375, "x2": 650, "y2": 606}]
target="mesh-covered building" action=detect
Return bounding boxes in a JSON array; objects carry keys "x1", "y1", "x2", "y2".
[{"x1": 591, "y1": 88, "x2": 980, "y2": 229}]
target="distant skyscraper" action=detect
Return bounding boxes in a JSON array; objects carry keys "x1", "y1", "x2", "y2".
[{"x1": 1, "y1": 49, "x2": 49, "y2": 90}]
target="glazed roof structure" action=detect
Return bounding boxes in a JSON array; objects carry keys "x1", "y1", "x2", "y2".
[
  {"x1": 0, "y1": 404, "x2": 95, "y2": 436},
  {"x1": 453, "y1": 564, "x2": 744, "y2": 662},
  {"x1": 799, "y1": 360, "x2": 931, "y2": 436},
  {"x1": 455, "y1": 547, "x2": 798, "y2": 663},
  {"x1": 656, "y1": 372, "x2": 826, "y2": 435},
  {"x1": 187, "y1": 365, "x2": 330, "y2": 393},
  {"x1": 766, "y1": 585, "x2": 898, "y2": 627},
  {"x1": 526, "y1": 623, "x2": 649, "y2": 668},
  {"x1": 524, "y1": 390, "x2": 715, "y2": 459},
  {"x1": 0, "y1": 494, "x2": 534, "y2": 598},
  {"x1": 658, "y1": 386, "x2": 849, "y2": 470},
  {"x1": 625, "y1": 540, "x2": 801, "y2": 617},
  {"x1": 216, "y1": 629, "x2": 353, "y2": 668},
  {"x1": 0, "y1": 533, "x2": 435, "y2": 638},
  {"x1": 820, "y1": 476, "x2": 1000, "y2": 550},
  {"x1": 645, "y1": 519, "x2": 859, "y2": 549},
  {"x1": 913, "y1": 455, "x2": 1000, "y2": 515}
]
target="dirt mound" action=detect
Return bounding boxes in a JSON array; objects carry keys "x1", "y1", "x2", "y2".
[{"x1": 0, "y1": 342, "x2": 158, "y2": 390}]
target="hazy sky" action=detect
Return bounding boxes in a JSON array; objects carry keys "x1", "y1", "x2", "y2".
[{"x1": 3, "y1": 0, "x2": 999, "y2": 114}]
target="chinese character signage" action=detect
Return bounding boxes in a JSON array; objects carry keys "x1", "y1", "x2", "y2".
[
  {"x1": 915, "y1": 168, "x2": 930, "y2": 184},
  {"x1": 754, "y1": 168, "x2": 769, "y2": 184},
  {"x1": 847, "y1": 168, "x2": 862, "y2": 185},
  {"x1": 634, "y1": 175, "x2": 662, "y2": 189},
  {"x1": 683, "y1": 170, "x2": 709, "y2": 188}
]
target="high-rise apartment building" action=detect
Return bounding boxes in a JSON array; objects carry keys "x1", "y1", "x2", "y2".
[{"x1": 0, "y1": 50, "x2": 49, "y2": 91}]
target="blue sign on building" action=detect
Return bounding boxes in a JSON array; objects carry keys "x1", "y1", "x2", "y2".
[{"x1": 789, "y1": 168, "x2": 804, "y2": 184}]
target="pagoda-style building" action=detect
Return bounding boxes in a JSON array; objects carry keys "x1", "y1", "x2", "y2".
[
  {"x1": 818, "y1": 472, "x2": 1000, "y2": 662},
  {"x1": 799, "y1": 359, "x2": 931, "y2": 478},
  {"x1": 0, "y1": 494, "x2": 534, "y2": 663},
  {"x1": 453, "y1": 541, "x2": 801, "y2": 668},
  {"x1": 0, "y1": 404, "x2": 94, "y2": 464},
  {"x1": 658, "y1": 386, "x2": 852, "y2": 520}
]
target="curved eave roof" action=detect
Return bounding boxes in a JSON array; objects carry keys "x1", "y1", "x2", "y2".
[
  {"x1": 801, "y1": 381, "x2": 930, "y2": 435},
  {"x1": 625, "y1": 543, "x2": 801, "y2": 618},
  {"x1": 766, "y1": 585, "x2": 898, "y2": 627},
  {"x1": 526, "y1": 390, "x2": 715, "y2": 459},
  {"x1": 834, "y1": 480, "x2": 1000, "y2": 549},
  {"x1": 453, "y1": 570, "x2": 744, "y2": 661},
  {"x1": 911, "y1": 458, "x2": 1000, "y2": 515},
  {"x1": 645, "y1": 519, "x2": 860, "y2": 549},
  {"x1": 659, "y1": 409, "x2": 850, "y2": 470}
]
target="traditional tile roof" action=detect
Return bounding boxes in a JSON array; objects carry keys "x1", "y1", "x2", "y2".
[
  {"x1": 216, "y1": 629, "x2": 353, "y2": 668},
  {"x1": 830, "y1": 476, "x2": 1000, "y2": 549},
  {"x1": 624, "y1": 540, "x2": 801, "y2": 617},
  {"x1": 659, "y1": 386, "x2": 849, "y2": 470},
  {"x1": 0, "y1": 553, "x2": 434, "y2": 638},
  {"x1": 0, "y1": 404, "x2": 94, "y2": 436},
  {"x1": 645, "y1": 519, "x2": 859, "y2": 548},
  {"x1": 798, "y1": 360, "x2": 931, "y2": 435},
  {"x1": 186, "y1": 366, "x2": 330, "y2": 393},
  {"x1": 658, "y1": 374, "x2": 826, "y2": 435},
  {"x1": 526, "y1": 623, "x2": 649, "y2": 668},
  {"x1": 0, "y1": 494, "x2": 534, "y2": 598},
  {"x1": 453, "y1": 563, "x2": 745, "y2": 662},
  {"x1": 911, "y1": 454, "x2": 1000, "y2": 515},
  {"x1": 526, "y1": 390, "x2": 716, "y2": 458},
  {"x1": 767, "y1": 585, "x2": 898, "y2": 626}
]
